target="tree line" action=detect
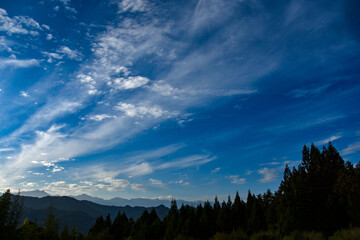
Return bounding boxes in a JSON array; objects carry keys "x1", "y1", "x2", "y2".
[{"x1": 1, "y1": 143, "x2": 359, "y2": 239}]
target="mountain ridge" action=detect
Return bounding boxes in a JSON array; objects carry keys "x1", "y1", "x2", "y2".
[
  {"x1": 20, "y1": 195, "x2": 169, "y2": 234},
  {"x1": 21, "y1": 190, "x2": 204, "y2": 208}
]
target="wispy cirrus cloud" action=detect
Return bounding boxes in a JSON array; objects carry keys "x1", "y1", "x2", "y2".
[
  {"x1": 342, "y1": 142, "x2": 360, "y2": 156},
  {"x1": 71, "y1": 146, "x2": 214, "y2": 184},
  {"x1": 2, "y1": 101, "x2": 82, "y2": 145},
  {"x1": 149, "y1": 178, "x2": 167, "y2": 188},
  {"x1": 314, "y1": 135, "x2": 342, "y2": 145},
  {"x1": 0, "y1": 148, "x2": 14, "y2": 152},
  {"x1": 287, "y1": 84, "x2": 332, "y2": 99},
  {"x1": 118, "y1": 0, "x2": 148, "y2": 13},
  {"x1": 0, "y1": 58, "x2": 39, "y2": 69},
  {"x1": 257, "y1": 168, "x2": 279, "y2": 183},
  {"x1": 263, "y1": 115, "x2": 345, "y2": 133},
  {"x1": 227, "y1": 175, "x2": 246, "y2": 184}
]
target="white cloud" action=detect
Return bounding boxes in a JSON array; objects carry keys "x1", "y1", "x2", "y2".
[
  {"x1": 77, "y1": 73, "x2": 100, "y2": 95},
  {"x1": 149, "y1": 178, "x2": 166, "y2": 187},
  {"x1": 190, "y1": 0, "x2": 230, "y2": 32},
  {"x1": 149, "y1": 81, "x2": 257, "y2": 99},
  {"x1": 115, "y1": 102, "x2": 177, "y2": 118},
  {"x1": 342, "y1": 142, "x2": 360, "y2": 156},
  {"x1": 259, "y1": 161, "x2": 281, "y2": 166},
  {"x1": 51, "y1": 165, "x2": 64, "y2": 172},
  {"x1": 54, "y1": 6, "x2": 59, "y2": 11},
  {"x1": 111, "y1": 76, "x2": 150, "y2": 90},
  {"x1": 78, "y1": 74, "x2": 95, "y2": 85},
  {"x1": 102, "y1": 177, "x2": 146, "y2": 192},
  {"x1": 65, "y1": 6, "x2": 77, "y2": 13},
  {"x1": 72, "y1": 146, "x2": 211, "y2": 181},
  {"x1": 149, "y1": 81, "x2": 179, "y2": 97},
  {"x1": 43, "y1": 181, "x2": 96, "y2": 196},
  {"x1": 0, "y1": 148, "x2": 14, "y2": 152},
  {"x1": 173, "y1": 179, "x2": 190, "y2": 186},
  {"x1": 257, "y1": 167, "x2": 278, "y2": 183},
  {"x1": 0, "y1": 58, "x2": 39, "y2": 69},
  {"x1": 211, "y1": 167, "x2": 221, "y2": 173},
  {"x1": 0, "y1": 36, "x2": 12, "y2": 52},
  {"x1": 58, "y1": 46, "x2": 82, "y2": 61},
  {"x1": 48, "y1": 181, "x2": 66, "y2": 187},
  {"x1": 121, "y1": 162, "x2": 153, "y2": 176},
  {"x1": 20, "y1": 91, "x2": 29, "y2": 97},
  {"x1": 59, "y1": 0, "x2": 71, "y2": 5},
  {"x1": 84, "y1": 114, "x2": 114, "y2": 122},
  {"x1": 20, "y1": 182, "x2": 37, "y2": 188},
  {"x1": 228, "y1": 175, "x2": 246, "y2": 184},
  {"x1": 115, "y1": 66, "x2": 130, "y2": 76},
  {"x1": 287, "y1": 84, "x2": 331, "y2": 99},
  {"x1": 42, "y1": 51, "x2": 63, "y2": 63},
  {"x1": 118, "y1": 0, "x2": 147, "y2": 12},
  {"x1": 4, "y1": 101, "x2": 82, "y2": 144},
  {"x1": 9, "y1": 125, "x2": 66, "y2": 171},
  {"x1": 32, "y1": 172, "x2": 43, "y2": 176},
  {"x1": 0, "y1": 8, "x2": 42, "y2": 35},
  {"x1": 157, "y1": 155, "x2": 216, "y2": 170},
  {"x1": 42, "y1": 24, "x2": 50, "y2": 30},
  {"x1": 46, "y1": 34, "x2": 53, "y2": 40},
  {"x1": 314, "y1": 135, "x2": 342, "y2": 145}
]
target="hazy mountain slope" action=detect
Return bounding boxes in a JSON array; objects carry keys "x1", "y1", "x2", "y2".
[
  {"x1": 20, "y1": 190, "x2": 49, "y2": 198},
  {"x1": 73, "y1": 194, "x2": 204, "y2": 208},
  {"x1": 21, "y1": 195, "x2": 169, "y2": 234}
]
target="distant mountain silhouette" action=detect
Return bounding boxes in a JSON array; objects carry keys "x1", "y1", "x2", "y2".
[
  {"x1": 21, "y1": 190, "x2": 204, "y2": 208},
  {"x1": 21, "y1": 195, "x2": 169, "y2": 234},
  {"x1": 72, "y1": 193, "x2": 204, "y2": 208},
  {"x1": 20, "y1": 190, "x2": 49, "y2": 198}
]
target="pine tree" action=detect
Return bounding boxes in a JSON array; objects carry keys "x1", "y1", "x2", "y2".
[
  {"x1": 232, "y1": 191, "x2": 246, "y2": 231},
  {"x1": 111, "y1": 211, "x2": 130, "y2": 239},
  {"x1": 43, "y1": 203, "x2": 60, "y2": 240},
  {"x1": 164, "y1": 199, "x2": 179, "y2": 240},
  {"x1": 61, "y1": 225, "x2": 70, "y2": 240},
  {"x1": 0, "y1": 189, "x2": 11, "y2": 239}
]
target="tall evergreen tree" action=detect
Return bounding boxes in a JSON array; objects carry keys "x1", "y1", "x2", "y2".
[
  {"x1": 232, "y1": 191, "x2": 246, "y2": 231},
  {"x1": 0, "y1": 189, "x2": 11, "y2": 239},
  {"x1": 43, "y1": 203, "x2": 60, "y2": 240}
]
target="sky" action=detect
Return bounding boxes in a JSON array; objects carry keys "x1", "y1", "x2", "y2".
[{"x1": 0, "y1": 0, "x2": 359, "y2": 201}]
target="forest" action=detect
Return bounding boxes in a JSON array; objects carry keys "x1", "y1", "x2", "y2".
[{"x1": 0, "y1": 143, "x2": 359, "y2": 240}]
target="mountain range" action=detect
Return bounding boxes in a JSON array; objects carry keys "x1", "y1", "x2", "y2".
[
  {"x1": 21, "y1": 190, "x2": 204, "y2": 208},
  {"x1": 19, "y1": 194, "x2": 169, "y2": 234}
]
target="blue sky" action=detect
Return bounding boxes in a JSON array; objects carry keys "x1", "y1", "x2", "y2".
[{"x1": 0, "y1": 0, "x2": 359, "y2": 201}]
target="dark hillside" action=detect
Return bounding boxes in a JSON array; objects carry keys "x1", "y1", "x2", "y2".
[{"x1": 21, "y1": 195, "x2": 169, "y2": 234}]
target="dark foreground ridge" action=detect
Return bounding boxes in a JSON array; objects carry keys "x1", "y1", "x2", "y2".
[
  {"x1": 0, "y1": 143, "x2": 359, "y2": 239},
  {"x1": 21, "y1": 195, "x2": 169, "y2": 234}
]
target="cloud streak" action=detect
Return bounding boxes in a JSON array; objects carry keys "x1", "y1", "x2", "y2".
[
  {"x1": 0, "y1": 58, "x2": 39, "y2": 69},
  {"x1": 342, "y1": 142, "x2": 360, "y2": 156}
]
